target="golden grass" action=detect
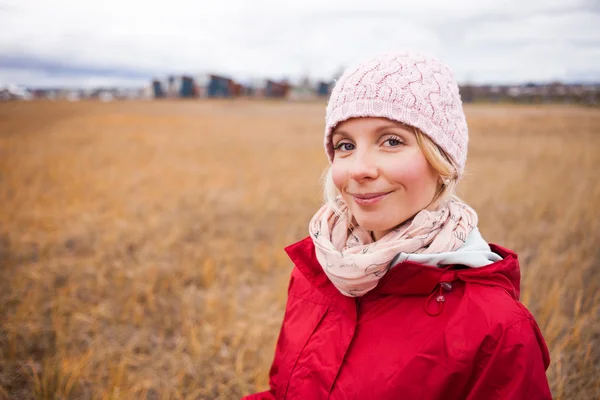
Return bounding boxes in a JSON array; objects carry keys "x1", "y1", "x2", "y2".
[{"x1": 0, "y1": 100, "x2": 598, "y2": 399}]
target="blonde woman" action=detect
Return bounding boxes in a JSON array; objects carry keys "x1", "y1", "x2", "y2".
[{"x1": 243, "y1": 51, "x2": 551, "y2": 400}]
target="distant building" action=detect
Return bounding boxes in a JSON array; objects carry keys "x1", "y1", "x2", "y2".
[
  {"x1": 207, "y1": 74, "x2": 233, "y2": 97},
  {"x1": 317, "y1": 81, "x2": 332, "y2": 97},
  {"x1": 459, "y1": 84, "x2": 475, "y2": 103},
  {"x1": 179, "y1": 76, "x2": 195, "y2": 98},
  {"x1": 137, "y1": 73, "x2": 600, "y2": 105},
  {"x1": 152, "y1": 80, "x2": 165, "y2": 98},
  {"x1": 265, "y1": 80, "x2": 290, "y2": 98}
]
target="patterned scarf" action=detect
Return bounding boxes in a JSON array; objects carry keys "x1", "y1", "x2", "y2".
[{"x1": 308, "y1": 198, "x2": 478, "y2": 297}]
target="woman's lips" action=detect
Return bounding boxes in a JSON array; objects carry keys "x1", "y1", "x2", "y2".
[{"x1": 350, "y1": 192, "x2": 391, "y2": 205}]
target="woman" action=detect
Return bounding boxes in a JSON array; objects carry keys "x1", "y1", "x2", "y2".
[{"x1": 243, "y1": 51, "x2": 552, "y2": 399}]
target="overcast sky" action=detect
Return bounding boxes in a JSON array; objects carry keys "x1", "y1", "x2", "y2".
[{"x1": 1, "y1": 0, "x2": 599, "y2": 88}]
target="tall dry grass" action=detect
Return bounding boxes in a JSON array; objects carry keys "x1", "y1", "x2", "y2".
[{"x1": 0, "y1": 100, "x2": 598, "y2": 399}]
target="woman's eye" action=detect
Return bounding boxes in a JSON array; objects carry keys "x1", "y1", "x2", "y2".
[
  {"x1": 384, "y1": 137, "x2": 403, "y2": 147},
  {"x1": 335, "y1": 142, "x2": 355, "y2": 151}
]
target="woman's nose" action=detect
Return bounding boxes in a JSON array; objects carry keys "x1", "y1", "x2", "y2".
[{"x1": 349, "y1": 150, "x2": 379, "y2": 182}]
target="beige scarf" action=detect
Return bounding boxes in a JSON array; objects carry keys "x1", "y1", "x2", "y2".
[{"x1": 308, "y1": 198, "x2": 478, "y2": 297}]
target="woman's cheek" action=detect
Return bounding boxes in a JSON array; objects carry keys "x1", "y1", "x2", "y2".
[{"x1": 387, "y1": 152, "x2": 429, "y2": 186}]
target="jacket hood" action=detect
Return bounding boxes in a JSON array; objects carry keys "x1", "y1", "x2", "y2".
[
  {"x1": 392, "y1": 227, "x2": 502, "y2": 269},
  {"x1": 285, "y1": 236, "x2": 521, "y2": 303}
]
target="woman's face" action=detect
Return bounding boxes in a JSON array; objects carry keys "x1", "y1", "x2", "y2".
[{"x1": 331, "y1": 117, "x2": 440, "y2": 240}]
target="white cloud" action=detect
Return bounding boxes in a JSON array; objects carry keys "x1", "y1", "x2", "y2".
[{"x1": 0, "y1": 0, "x2": 598, "y2": 87}]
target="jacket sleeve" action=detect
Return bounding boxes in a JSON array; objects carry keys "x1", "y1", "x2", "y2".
[
  {"x1": 241, "y1": 269, "x2": 296, "y2": 400},
  {"x1": 466, "y1": 317, "x2": 552, "y2": 400}
]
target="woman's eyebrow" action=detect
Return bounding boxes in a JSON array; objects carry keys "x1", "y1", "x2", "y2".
[
  {"x1": 375, "y1": 123, "x2": 407, "y2": 133},
  {"x1": 332, "y1": 123, "x2": 408, "y2": 139},
  {"x1": 331, "y1": 130, "x2": 350, "y2": 140}
]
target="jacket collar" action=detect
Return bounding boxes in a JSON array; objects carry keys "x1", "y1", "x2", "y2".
[{"x1": 285, "y1": 236, "x2": 521, "y2": 304}]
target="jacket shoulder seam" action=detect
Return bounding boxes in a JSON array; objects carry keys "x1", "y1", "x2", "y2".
[
  {"x1": 486, "y1": 316, "x2": 535, "y2": 349},
  {"x1": 464, "y1": 281, "x2": 530, "y2": 316}
]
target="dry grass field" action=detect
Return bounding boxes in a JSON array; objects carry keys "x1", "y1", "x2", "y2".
[{"x1": 0, "y1": 99, "x2": 599, "y2": 399}]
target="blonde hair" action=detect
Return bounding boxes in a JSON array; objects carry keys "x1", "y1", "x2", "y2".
[{"x1": 322, "y1": 126, "x2": 461, "y2": 216}]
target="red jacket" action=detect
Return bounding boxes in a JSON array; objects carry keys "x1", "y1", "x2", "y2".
[{"x1": 243, "y1": 236, "x2": 552, "y2": 400}]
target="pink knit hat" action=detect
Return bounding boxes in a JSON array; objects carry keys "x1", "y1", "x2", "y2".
[{"x1": 325, "y1": 51, "x2": 468, "y2": 177}]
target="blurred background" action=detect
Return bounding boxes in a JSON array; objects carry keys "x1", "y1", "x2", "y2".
[
  {"x1": 0, "y1": 0, "x2": 599, "y2": 399},
  {"x1": 1, "y1": 0, "x2": 599, "y2": 101}
]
